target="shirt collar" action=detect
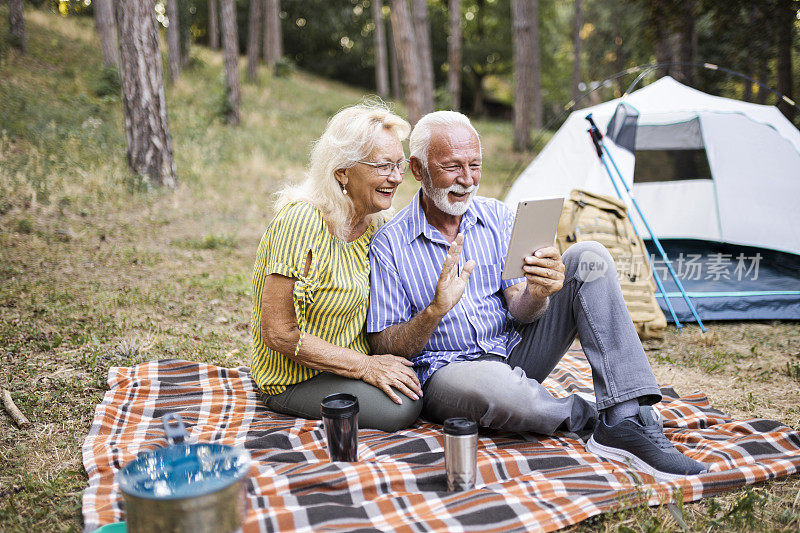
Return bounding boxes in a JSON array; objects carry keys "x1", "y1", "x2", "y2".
[{"x1": 406, "y1": 189, "x2": 484, "y2": 244}]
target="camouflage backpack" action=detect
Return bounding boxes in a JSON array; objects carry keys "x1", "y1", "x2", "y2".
[{"x1": 555, "y1": 189, "x2": 667, "y2": 340}]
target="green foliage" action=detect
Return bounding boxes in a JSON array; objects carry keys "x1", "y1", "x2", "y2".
[
  {"x1": 7, "y1": 32, "x2": 24, "y2": 50},
  {"x1": 15, "y1": 218, "x2": 33, "y2": 234},
  {"x1": 207, "y1": 73, "x2": 236, "y2": 122},
  {"x1": 182, "y1": 50, "x2": 206, "y2": 71},
  {"x1": 281, "y1": 1, "x2": 376, "y2": 88},
  {"x1": 582, "y1": 0, "x2": 650, "y2": 98},
  {"x1": 698, "y1": 488, "x2": 772, "y2": 530},
  {"x1": 786, "y1": 353, "x2": 800, "y2": 381},
  {"x1": 92, "y1": 65, "x2": 121, "y2": 98},
  {"x1": 123, "y1": 174, "x2": 152, "y2": 195},
  {"x1": 273, "y1": 56, "x2": 295, "y2": 78},
  {"x1": 174, "y1": 233, "x2": 238, "y2": 250},
  {"x1": 0, "y1": 13, "x2": 126, "y2": 212},
  {"x1": 431, "y1": 0, "x2": 514, "y2": 112}
]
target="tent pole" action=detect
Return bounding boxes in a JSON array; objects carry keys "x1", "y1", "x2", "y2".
[
  {"x1": 586, "y1": 114, "x2": 708, "y2": 332},
  {"x1": 585, "y1": 120, "x2": 684, "y2": 330},
  {"x1": 594, "y1": 146, "x2": 683, "y2": 330}
]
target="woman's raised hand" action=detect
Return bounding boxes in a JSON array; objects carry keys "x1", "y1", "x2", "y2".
[{"x1": 360, "y1": 354, "x2": 423, "y2": 405}]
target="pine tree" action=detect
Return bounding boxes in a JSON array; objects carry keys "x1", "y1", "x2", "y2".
[{"x1": 114, "y1": 0, "x2": 178, "y2": 187}]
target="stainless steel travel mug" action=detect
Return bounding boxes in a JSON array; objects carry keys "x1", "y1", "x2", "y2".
[
  {"x1": 443, "y1": 417, "x2": 478, "y2": 491},
  {"x1": 321, "y1": 393, "x2": 359, "y2": 462}
]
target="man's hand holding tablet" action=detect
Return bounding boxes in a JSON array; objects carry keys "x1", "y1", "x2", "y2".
[{"x1": 502, "y1": 197, "x2": 566, "y2": 298}]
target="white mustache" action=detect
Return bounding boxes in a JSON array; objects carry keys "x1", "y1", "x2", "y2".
[{"x1": 446, "y1": 184, "x2": 477, "y2": 195}]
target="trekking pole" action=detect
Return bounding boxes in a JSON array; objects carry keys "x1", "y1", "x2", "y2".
[
  {"x1": 586, "y1": 114, "x2": 707, "y2": 332},
  {"x1": 585, "y1": 119, "x2": 683, "y2": 330}
]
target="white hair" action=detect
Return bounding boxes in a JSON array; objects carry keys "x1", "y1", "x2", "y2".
[
  {"x1": 409, "y1": 110, "x2": 481, "y2": 168},
  {"x1": 275, "y1": 100, "x2": 410, "y2": 240}
]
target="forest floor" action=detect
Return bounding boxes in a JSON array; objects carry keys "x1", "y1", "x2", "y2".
[{"x1": 1, "y1": 8, "x2": 799, "y2": 533}]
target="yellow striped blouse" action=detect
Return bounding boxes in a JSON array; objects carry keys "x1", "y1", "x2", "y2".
[{"x1": 250, "y1": 202, "x2": 375, "y2": 395}]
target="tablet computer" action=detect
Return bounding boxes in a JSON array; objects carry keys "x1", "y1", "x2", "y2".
[{"x1": 501, "y1": 196, "x2": 565, "y2": 281}]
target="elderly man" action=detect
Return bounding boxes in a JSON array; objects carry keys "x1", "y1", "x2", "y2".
[{"x1": 366, "y1": 111, "x2": 705, "y2": 480}]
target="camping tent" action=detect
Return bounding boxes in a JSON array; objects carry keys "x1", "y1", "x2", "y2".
[{"x1": 505, "y1": 76, "x2": 800, "y2": 321}]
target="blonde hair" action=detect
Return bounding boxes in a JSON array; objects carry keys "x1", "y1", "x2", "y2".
[{"x1": 275, "y1": 100, "x2": 411, "y2": 240}]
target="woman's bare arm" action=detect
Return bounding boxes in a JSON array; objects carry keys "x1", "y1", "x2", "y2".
[{"x1": 260, "y1": 273, "x2": 423, "y2": 404}]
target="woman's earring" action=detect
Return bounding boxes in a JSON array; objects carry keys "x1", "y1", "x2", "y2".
[{"x1": 340, "y1": 182, "x2": 348, "y2": 195}]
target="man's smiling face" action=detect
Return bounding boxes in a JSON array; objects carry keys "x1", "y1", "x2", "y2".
[{"x1": 418, "y1": 125, "x2": 482, "y2": 217}]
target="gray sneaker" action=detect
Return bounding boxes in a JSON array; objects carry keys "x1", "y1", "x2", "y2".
[{"x1": 586, "y1": 406, "x2": 707, "y2": 481}]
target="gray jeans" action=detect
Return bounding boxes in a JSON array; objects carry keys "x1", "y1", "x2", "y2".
[
  {"x1": 422, "y1": 241, "x2": 661, "y2": 435},
  {"x1": 263, "y1": 372, "x2": 423, "y2": 433}
]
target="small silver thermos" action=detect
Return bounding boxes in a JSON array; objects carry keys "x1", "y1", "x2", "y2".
[{"x1": 443, "y1": 417, "x2": 478, "y2": 491}]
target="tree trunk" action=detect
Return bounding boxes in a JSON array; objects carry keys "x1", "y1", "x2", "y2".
[
  {"x1": 743, "y1": 61, "x2": 754, "y2": 102},
  {"x1": 447, "y1": 0, "x2": 462, "y2": 111},
  {"x1": 775, "y1": 0, "x2": 795, "y2": 121},
  {"x1": 208, "y1": 0, "x2": 220, "y2": 49},
  {"x1": 166, "y1": 0, "x2": 181, "y2": 82},
  {"x1": 652, "y1": 0, "x2": 677, "y2": 80},
  {"x1": 372, "y1": 0, "x2": 389, "y2": 98},
  {"x1": 389, "y1": 0, "x2": 424, "y2": 125},
  {"x1": 271, "y1": 0, "x2": 283, "y2": 59},
  {"x1": 220, "y1": 0, "x2": 241, "y2": 125},
  {"x1": 571, "y1": 0, "x2": 582, "y2": 106},
  {"x1": 263, "y1": 0, "x2": 282, "y2": 68},
  {"x1": 653, "y1": 33, "x2": 672, "y2": 79},
  {"x1": 246, "y1": 0, "x2": 263, "y2": 81},
  {"x1": 411, "y1": 0, "x2": 435, "y2": 113},
  {"x1": 263, "y1": 0, "x2": 274, "y2": 66},
  {"x1": 530, "y1": 0, "x2": 542, "y2": 129},
  {"x1": 472, "y1": 72, "x2": 485, "y2": 115},
  {"x1": 614, "y1": 23, "x2": 626, "y2": 95},
  {"x1": 180, "y1": 0, "x2": 192, "y2": 67},
  {"x1": 471, "y1": 0, "x2": 486, "y2": 115},
  {"x1": 388, "y1": 20, "x2": 402, "y2": 100},
  {"x1": 93, "y1": 0, "x2": 119, "y2": 67},
  {"x1": 677, "y1": 0, "x2": 696, "y2": 85},
  {"x1": 114, "y1": 0, "x2": 177, "y2": 187},
  {"x1": 8, "y1": 0, "x2": 26, "y2": 53},
  {"x1": 756, "y1": 61, "x2": 769, "y2": 105},
  {"x1": 512, "y1": 0, "x2": 533, "y2": 151}
]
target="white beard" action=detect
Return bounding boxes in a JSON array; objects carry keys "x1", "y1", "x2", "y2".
[{"x1": 421, "y1": 170, "x2": 478, "y2": 216}]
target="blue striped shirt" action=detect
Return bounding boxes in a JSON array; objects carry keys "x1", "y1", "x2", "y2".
[{"x1": 367, "y1": 190, "x2": 525, "y2": 385}]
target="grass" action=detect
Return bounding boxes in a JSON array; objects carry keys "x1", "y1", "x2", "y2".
[{"x1": 1, "y1": 7, "x2": 799, "y2": 533}]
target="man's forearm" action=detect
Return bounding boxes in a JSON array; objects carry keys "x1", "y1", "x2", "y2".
[
  {"x1": 368, "y1": 305, "x2": 446, "y2": 358},
  {"x1": 507, "y1": 284, "x2": 549, "y2": 324}
]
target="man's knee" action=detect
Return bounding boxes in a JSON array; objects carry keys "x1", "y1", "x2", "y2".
[
  {"x1": 424, "y1": 361, "x2": 522, "y2": 422},
  {"x1": 563, "y1": 241, "x2": 616, "y2": 279},
  {"x1": 458, "y1": 366, "x2": 533, "y2": 422}
]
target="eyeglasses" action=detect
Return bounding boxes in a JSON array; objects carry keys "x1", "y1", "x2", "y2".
[{"x1": 356, "y1": 159, "x2": 409, "y2": 177}]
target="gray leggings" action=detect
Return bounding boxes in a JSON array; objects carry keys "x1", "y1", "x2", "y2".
[{"x1": 262, "y1": 372, "x2": 423, "y2": 433}]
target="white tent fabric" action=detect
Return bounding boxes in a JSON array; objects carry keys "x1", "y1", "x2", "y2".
[{"x1": 505, "y1": 76, "x2": 800, "y2": 255}]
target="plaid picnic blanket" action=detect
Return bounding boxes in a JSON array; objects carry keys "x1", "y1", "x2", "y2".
[{"x1": 82, "y1": 347, "x2": 800, "y2": 532}]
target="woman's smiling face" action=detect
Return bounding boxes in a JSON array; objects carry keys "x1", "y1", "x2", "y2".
[{"x1": 338, "y1": 127, "x2": 406, "y2": 219}]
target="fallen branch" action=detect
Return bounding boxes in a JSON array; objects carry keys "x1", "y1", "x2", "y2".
[{"x1": 2, "y1": 388, "x2": 30, "y2": 428}]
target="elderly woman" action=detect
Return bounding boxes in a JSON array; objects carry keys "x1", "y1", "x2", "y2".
[{"x1": 250, "y1": 103, "x2": 423, "y2": 432}]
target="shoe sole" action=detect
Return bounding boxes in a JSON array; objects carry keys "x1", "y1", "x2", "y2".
[{"x1": 586, "y1": 436, "x2": 702, "y2": 482}]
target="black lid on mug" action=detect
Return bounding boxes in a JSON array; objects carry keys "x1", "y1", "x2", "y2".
[
  {"x1": 321, "y1": 393, "x2": 359, "y2": 419},
  {"x1": 443, "y1": 417, "x2": 478, "y2": 435}
]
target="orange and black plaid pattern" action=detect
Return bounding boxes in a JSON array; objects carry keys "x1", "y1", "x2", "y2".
[{"x1": 82, "y1": 347, "x2": 800, "y2": 532}]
